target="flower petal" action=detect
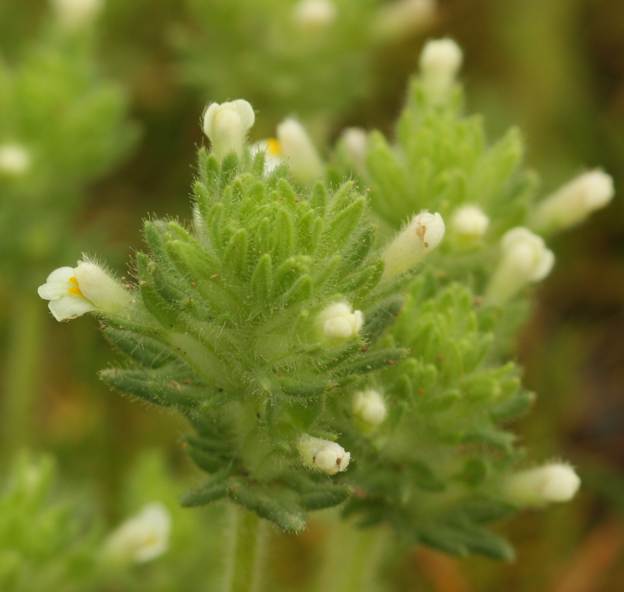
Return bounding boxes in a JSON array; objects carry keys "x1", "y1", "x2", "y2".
[
  {"x1": 37, "y1": 266, "x2": 74, "y2": 300},
  {"x1": 201, "y1": 103, "x2": 219, "y2": 137},
  {"x1": 230, "y1": 99, "x2": 255, "y2": 130},
  {"x1": 46, "y1": 266, "x2": 75, "y2": 284},
  {"x1": 48, "y1": 296, "x2": 94, "y2": 322},
  {"x1": 532, "y1": 249, "x2": 555, "y2": 282}
]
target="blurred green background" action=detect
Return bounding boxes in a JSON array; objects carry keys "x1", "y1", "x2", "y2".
[{"x1": 1, "y1": 0, "x2": 623, "y2": 590}]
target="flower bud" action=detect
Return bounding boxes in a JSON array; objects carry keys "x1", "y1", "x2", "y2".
[
  {"x1": 340, "y1": 127, "x2": 368, "y2": 172},
  {"x1": 0, "y1": 143, "x2": 31, "y2": 176},
  {"x1": 374, "y1": 0, "x2": 436, "y2": 42},
  {"x1": 419, "y1": 38, "x2": 463, "y2": 101},
  {"x1": 485, "y1": 227, "x2": 554, "y2": 304},
  {"x1": 317, "y1": 301, "x2": 364, "y2": 341},
  {"x1": 251, "y1": 138, "x2": 284, "y2": 175},
  {"x1": 293, "y1": 0, "x2": 337, "y2": 31},
  {"x1": 51, "y1": 0, "x2": 102, "y2": 30},
  {"x1": 503, "y1": 462, "x2": 580, "y2": 507},
  {"x1": 450, "y1": 204, "x2": 489, "y2": 242},
  {"x1": 532, "y1": 170, "x2": 615, "y2": 232},
  {"x1": 202, "y1": 99, "x2": 255, "y2": 160},
  {"x1": 382, "y1": 211, "x2": 445, "y2": 280},
  {"x1": 298, "y1": 434, "x2": 351, "y2": 475},
  {"x1": 353, "y1": 388, "x2": 387, "y2": 427},
  {"x1": 38, "y1": 260, "x2": 131, "y2": 322},
  {"x1": 276, "y1": 118, "x2": 324, "y2": 183},
  {"x1": 103, "y1": 503, "x2": 171, "y2": 564}
]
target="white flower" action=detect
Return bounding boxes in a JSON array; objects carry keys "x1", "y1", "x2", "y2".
[
  {"x1": 374, "y1": 0, "x2": 436, "y2": 42},
  {"x1": 503, "y1": 462, "x2": 580, "y2": 507},
  {"x1": 202, "y1": 99, "x2": 255, "y2": 160},
  {"x1": 0, "y1": 143, "x2": 31, "y2": 176},
  {"x1": 419, "y1": 38, "x2": 463, "y2": 101},
  {"x1": 293, "y1": 0, "x2": 337, "y2": 31},
  {"x1": 276, "y1": 118, "x2": 324, "y2": 183},
  {"x1": 317, "y1": 301, "x2": 364, "y2": 341},
  {"x1": 251, "y1": 138, "x2": 284, "y2": 174},
  {"x1": 51, "y1": 0, "x2": 102, "y2": 30},
  {"x1": 450, "y1": 204, "x2": 489, "y2": 242},
  {"x1": 532, "y1": 170, "x2": 615, "y2": 231},
  {"x1": 382, "y1": 211, "x2": 445, "y2": 280},
  {"x1": 353, "y1": 388, "x2": 387, "y2": 427},
  {"x1": 38, "y1": 260, "x2": 130, "y2": 322},
  {"x1": 103, "y1": 503, "x2": 171, "y2": 564},
  {"x1": 298, "y1": 434, "x2": 351, "y2": 475},
  {"x1": 485, "y1": 227, "x2": 554, "y2": 304},
  {"x1": 340, "y1": 127, "x2": 368, "y2": 171}
]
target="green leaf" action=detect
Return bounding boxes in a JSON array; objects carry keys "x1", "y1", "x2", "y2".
[
  {"x1": 310, "y1": 181, "x2": 328, "y2": 213},
  {"x1": 334, "y1": 348, "x2": 406, "y2": 377},
  {"x1": 301, "y1": 486, "x2": 350, "y2": 510},
  {"x1": 410, "y1": 461, "x2": 446, "y2": 492},
  {"x1": 99, "y1": 368, "x2": 205, "y2": 409},
  {"x1": 223, "y1": 228, "x2": 248, "y2": 278},
  {"x1": 362, "y1": 297, "x2": 403, "y2": 344},
  {"x1": 282, "y1": 274, "x2": 312, "y2": 306},
  {"x1": 227, "y1": 480, "x2": 306, "y2": 533},
  {"x1": 181, "y1": 476, "x2": 229, "y2": 507},
  {"x1": 102, "y1": 326, "x2": 176, "y2": 369},
  {"x1": 490, "y1": 391, "x2": 535, "y2": 422},
  {"x1": 324, "y1": 197, "x2": 365, "y2": 247},
  {"x1": 251, "y1": 254, "x2": 273, "y2": 302},
  {"x1": 136, "y1": 252, "x2": 179, "y2": 327},
  {"x1": 343, "y1": 260, "x2": 384, "y2": 293},
  {"x1": 278, "y1": 376, "x2": 334, "y2": 399}
]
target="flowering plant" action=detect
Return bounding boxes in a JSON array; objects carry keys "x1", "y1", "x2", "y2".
[
  {"x1": 38, "y1": 36, "x2": 612, "y2": 588},
  {"x1": 177, "y1": 0, "x2": 436, "y2": 134},
  {"x1": 0, "y1": 0, "x2": 135, "y2": 284}
]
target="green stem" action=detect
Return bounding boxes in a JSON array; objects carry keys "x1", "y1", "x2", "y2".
[
  {"x1": 2, "y1": 295, "x2": 44, "y2": 454},
  {"x1": 223, "y1": 505, "x2": 268, "y2": 592},
  {"x1": 315, "y1": 517, "x2": 387, "y2": 592}
]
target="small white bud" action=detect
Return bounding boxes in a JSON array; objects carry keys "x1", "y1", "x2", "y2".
[
  {"x1": 532, "y1": 170, "x2": 615, "y2": 231},
  {"x1": 353, "y1": 389, "x2": 387, "y2": 427},
  {"x1": 450, "y1": 204, "x2": 489, "y2": 242},
  {"x1": 298, "y1": 434, "x2": 351, "y2": 475},
  {"x1": 51, "y1": 0, "x2": 102, "y2": 30},
  {"x1": 340, "y1": 127, "x2": 368, "y2": 171},
  {"x1": 374, "y1": 0, "x2": 436, "y2": 42},
  {"x1": 293, "y1": 0, "x2": 337, "y2": 31},
  {"x1": 503, "y1": 462, "x2": 580, "y2": 507},
  {"x1": 419, "y1": 38, "x2": 463, "y2": 101},
  {"x1": 317, "y1": 301, "x2": 364, "y2": 341},
  {"x1": 103, "y1": 503, "x2": 171, "y2": 564},
  {"x1": 277, "y1": 118, "x2": 324, "y2": 183},
  {"x1": 485, "y1": 227, "x2": 554, "y2": 304},
  {"x1": 202, "y1": 99, "x2": 255, "y2": 160},
  {"x1": 382, "y1": 211, "x2": 445, "y2": 280},
  {"x1": 0, "y1": 143, "x2": 31, "y2": 176},
  {"x1": 38, "y1": 260, "x2": 131, "y2": 322}
]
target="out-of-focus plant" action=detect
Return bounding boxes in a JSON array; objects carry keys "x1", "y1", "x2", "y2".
[
  {"x1": 0, "y1": 451, "x2": 226, "y2": 592},
  {"x1": 176, "y1": 0, "x2": 436, "y2": 136},
  {"x1": 0, "y1": 453, "x2": 169, "y2": 592},
  {"x1": 0, "y1": 0, "x2": 136, "y2": 452},
  {"x1": 0, "y1": 0, "x2": 135, "y2": 285},
  {"x1": 0, "y1": 454, "x2": 100, "y2": 591},
  {"x1": 37, "y1": 36, "x2": 613, "y2": 591},
  {"x1": 102, "y1": 451, "x2": 226, "y2": 592}
]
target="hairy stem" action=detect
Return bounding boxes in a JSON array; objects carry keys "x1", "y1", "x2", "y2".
[
  {"x1": 316, "y1": 517, "x2": 387, "y2": 592},
  {"x1": 2, "y1": 295, "x2": 44, "y2": 454},
  {"x1": 223, "y1": 505, "x2": 268, "y2": 592}
]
